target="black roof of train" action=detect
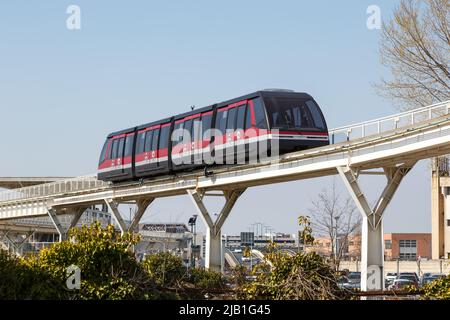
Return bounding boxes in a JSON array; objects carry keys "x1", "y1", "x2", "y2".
[{"x1": 107, "y1": 90, "x2": 313, "y2": 138}]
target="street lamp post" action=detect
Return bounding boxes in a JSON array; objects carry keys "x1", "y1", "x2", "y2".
[{"x1": 188, "y1": 215, "x2": 198, "y2": 268}]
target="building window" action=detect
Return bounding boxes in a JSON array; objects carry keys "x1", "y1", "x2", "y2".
[
  {"x1": 399, "y1": 253, "x2": 417, "y2": 260},
  {"x1": 399, "y1": 239, "x2": 417, "y2": 260},
  {"x1": 385, "y1": 240, "x2": 392, "y2": 249},
  {"x1": 399, "y1": 240, "x2": 417, "y2": 248}
]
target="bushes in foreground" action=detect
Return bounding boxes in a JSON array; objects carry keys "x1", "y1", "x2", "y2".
[
  {"x1": 421, "y1": 275, "x2": 450, "y2": 300},
  {"x1": 0, "y1": 223, "x2": 224, "y2": 300},
  {"x1": 0, "y1": 223, "x2": 350, "y2": 300},
  {"x1": 237, "y1": 243, "x2": 348, "y2": 300}
]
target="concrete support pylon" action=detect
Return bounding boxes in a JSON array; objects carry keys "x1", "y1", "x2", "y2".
[
  {"x1": 187, "y1": 188, "x2": 245, "y2": 273},
  {"x1": 47, "y1": 207, "x2": 67, "y2": 242},
  {"x1": 47, "y1": 206, "x2": 87, "y2": 241},
  {"x1": 129, "y1": 198, "x2": 154, "y2": 232},
  {"x1": 105, "y1": 199, "x2": 127, "y2": 235},
  {"x1": 337, "y1": 162, "x2": 415, "y2": 291},
  {"x1": 105, "y1": 198, "x2": 153, "y2": 234}
]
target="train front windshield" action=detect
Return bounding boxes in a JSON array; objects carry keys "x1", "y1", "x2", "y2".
[{"x1": 263, "y1": 97, "x2": 326, "y2": 131}]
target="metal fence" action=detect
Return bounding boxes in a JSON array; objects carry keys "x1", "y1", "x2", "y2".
[
  {"x1": 0, "y1": 175, "x2": 110, "y2": 202},
  {"x1": 329, "y1": 100, "x2": 450, "y2": 144}
]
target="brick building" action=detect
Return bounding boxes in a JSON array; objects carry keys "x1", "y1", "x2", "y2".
[
  {"x1": 308, "y1": 233, "x2": 432, "y2": 261},
  {"x1": 384, "y1": 233, "x2": 431, "y2": 261}
]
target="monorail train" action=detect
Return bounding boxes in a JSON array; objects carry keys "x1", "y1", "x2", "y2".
[{"x1": 98, "y1": 90, "x2": 329, "y2": 182}]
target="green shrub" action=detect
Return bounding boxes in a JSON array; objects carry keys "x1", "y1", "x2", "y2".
[
  {"x1": 188, "y1": 268, "x2": 225, "y2": 291},
  {"x1": 32, "y1": 222, "x2": 157, "y2": 300},
  {"x1": 239, "y1": 243, "x2": 347, "y2": 300},
  {"x1": 142, "y1": 252, "x2": 186, "y2": 287},
  {"x1": 422, "y1": 275, "x2": 450, "y2": 300},
  {"x1": 0, "y1": 249, "x2": 66, "y2": 299}
]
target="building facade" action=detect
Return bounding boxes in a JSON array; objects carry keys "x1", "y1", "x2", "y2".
[
  {"x1": 307, "y1": 233, "x2": 432, "y2": 261},
  {"x1": 384, "y1": 233, "x2": 431, "y2": 261}
]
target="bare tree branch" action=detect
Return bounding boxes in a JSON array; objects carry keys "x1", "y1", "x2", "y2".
[
  {"x1": 375, "y1": 0, "x2": 450, "y2": 110},
  {"x1": 307, "y1": 179, "x2": 361, "y2": 271}
]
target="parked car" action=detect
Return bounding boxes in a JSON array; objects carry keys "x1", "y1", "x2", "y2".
[
  {"x1": 385, "y1": 272, "x2": 397, "y2": 287},
  {"x1": 347, "y1": 272, "x2": 361, "y2": 284},
  {"x1": 337, "y1": 274, "x2": 360, "y2": 290},
  {"x1": 390, "y1": 278, "x2": 418, "y2": 290},
  {"x1": 396, "y1": 274, "x2": 419, "y2": 287},
  {"x1": 399, "y1": 272, "x2": 419, "y2": 283},
  {"x1": 421, "y1": 274, "x2": 446, "y2": 286},
  {"x1": 386, "y1": 272, "x2": 397, "y2": 282}
]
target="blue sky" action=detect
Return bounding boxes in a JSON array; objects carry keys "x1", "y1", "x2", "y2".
[{"x1": 0, "y1": 1, "x2": 431, "y2": 235}]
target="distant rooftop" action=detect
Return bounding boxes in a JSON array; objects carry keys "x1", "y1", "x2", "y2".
[
  {"x1": 0, "y1": 177, "x2": 73, "y2": 189},
  {"x1": 140, "y1": 223, "x2": 189, "y2": 233}
]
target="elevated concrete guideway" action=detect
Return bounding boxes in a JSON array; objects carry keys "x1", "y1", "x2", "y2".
[
  {"x1": 0, "y1": 100, "x2": 449, "y2": 291},
  {"x1": 0, "y1": 177, "x2": 73, "y2": 189}
]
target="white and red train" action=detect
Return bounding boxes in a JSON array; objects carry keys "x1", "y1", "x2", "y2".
[{"x1": 98, "y1": 90, "x2": 329, "y2": 182}]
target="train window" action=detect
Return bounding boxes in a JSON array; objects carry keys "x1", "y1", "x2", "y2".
[
  {"x1": 99, "y1": 140, "x2": 109, "y2": 164},
  {"x1": 110, "y1": 139, "x2": 119, "y2": 159},
  {"x1": 151, "y1": 129, "x2": 160, "y2": 151},
  {"x1": 227, "y1": 107, "x2": 237, "y2": 130},
  {"x1": 124, "y1": 134, "x2": 133, "y2": 157},
  {"x1": 215, "y1": 109, "x2": 228, "y2": 136},
  {"x1": 245, "y1": 105, "x2": 252, "y2": 129},
  {"x1": 118, "y1": 137, "x2": 125, "y2": 158},
  {"x1": 183, "y1": 119, "x2": 193, "y2": 143},
  {"x1": 264, "y1": 97, "x2": 316, "y2": 130},
  {"x1": 236, "y1": 105, "x2": 246, "y2": 130},
  {"x1": 159, "y1": 125, "x2": 170, "y2": 149},
  {"x1": 305, "y1": 100, "x2": 326, "y2": 129},
  {"x1": 173, "y1": 122, "x2": 184, "y2": 146},
  {"x1": 144, "y1": 130, "x2": 154, "y2": 152},
  {"x1": 201, "y1": 113, "x2": 212, "y2": 140},
  {"x1": 252, "y1": 98, "x2": 268, "y2": 129},
  {"x1": 136, "y1": 132, "x2": 146, "y2": 154}
]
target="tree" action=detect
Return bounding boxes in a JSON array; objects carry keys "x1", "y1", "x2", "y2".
[
  {"x1": 307, "y1": 180, "x2": 361, "y2": 270},
  {"x1": 142, "y1": 252, "x2": 186, "y2": 287},
  {"x1": 376, "y1": 0, "x2": 449, "y2": 109},
  {"x1": 297, "y1": 215, "x2": 315, "y2": 252}
]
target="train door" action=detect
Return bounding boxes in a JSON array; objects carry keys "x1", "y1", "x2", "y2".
[
  {"x1": 235, "y1": 102, "x2": 248, "y2": 163},
  {"x1": 245, "y1": 98, "x2": 269, "y2": 161},
  {"x1": 117, "y1": 136, "x2": 126, "y2": 174},
  {"x1": 107, "y1": 136, "x2": 124, "y2": 176},
  {"x1": 151, "y1": 127, "x2": 160, "y2": 170},
  {"x1": 191, "y1": 115, "x2": 202, "y2": 165},
  {"x1": 123, "y1": 133, "x2": 134, "y2": 176},
  {"x1": 183, "y1": 119, "x2": 193, "y2": 165},
  {"x1": 214, "y1": 107, "x2": 228, "y2": 164},
  {"x1": 157, "y1": 123, "x2": 171, "y2": 171},
  {"x1": 200, "y1": 111, "x2": 213, "y2": 164},
  {"x1": 172, "y1": 120, "x2": 184, "y2": 167},
  {"x1": 225, "y1": 105, "x2": 237, "y2": 162},
  {"x1": 135, "y1": 126, "x2": 160, "y2": 176}
]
